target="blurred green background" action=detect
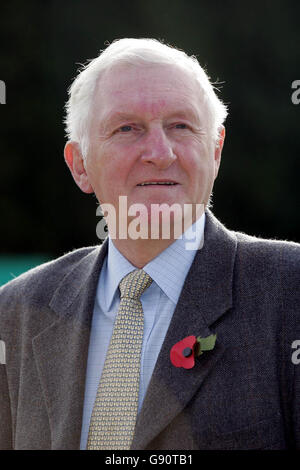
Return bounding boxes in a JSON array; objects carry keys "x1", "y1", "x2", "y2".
[
  {"x1": 0, "y1": 255, "x2": 49, "y2": 285},
  {"x1": 0, "y1": 0, "x2": 299, "y2": 285}
]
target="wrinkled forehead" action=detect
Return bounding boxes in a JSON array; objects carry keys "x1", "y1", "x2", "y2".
[{"x1": 91, "y1": 62, "x2": 211, "y2": 122}]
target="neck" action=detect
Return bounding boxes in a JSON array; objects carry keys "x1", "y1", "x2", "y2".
[
  {"x1": 111, "y1": 237, "x2": 177, "y2": 268},
  {"x1": 107, "y1": 206, "x2": 205, "y2": 267}
]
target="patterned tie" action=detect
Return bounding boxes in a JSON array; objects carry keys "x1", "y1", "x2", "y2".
[{"x1": 87, "y1": 269, "x2": 153, "y2": 450}]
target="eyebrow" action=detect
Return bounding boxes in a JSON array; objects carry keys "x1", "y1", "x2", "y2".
[
  {"x1": 99, "y1": 107, "x2": 202, "y2": 132},
  {"x1": 166, "y1": 108, "x2": 201, "y2": 123},
  {"x1": 99, "y1": 112, "x2": 138, "y2": 133},
  {"x1": 104, "y1": 112, "x2": 138, "y2": 125}
]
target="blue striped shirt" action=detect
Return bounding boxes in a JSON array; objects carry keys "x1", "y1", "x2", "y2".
[{"x1": 80, "y1": 213, "x2": 205, "y2": 449}]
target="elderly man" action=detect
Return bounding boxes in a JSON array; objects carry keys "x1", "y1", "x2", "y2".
[{"x1": 0, "y1": 38, "x2": 299, "y2": 450}]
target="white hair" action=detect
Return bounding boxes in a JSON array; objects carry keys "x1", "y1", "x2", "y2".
[{"x1": 64, "y1": 38, "x2": 228, "y2": 159}]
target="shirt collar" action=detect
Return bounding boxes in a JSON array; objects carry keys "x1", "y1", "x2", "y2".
[{"x1": 101, "y1": 212, "x2": 206, "y2": 310}]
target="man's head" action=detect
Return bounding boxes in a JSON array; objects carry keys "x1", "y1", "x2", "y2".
[{"x1": 64, "y1": 38, "x2": 227, "y2": 224}]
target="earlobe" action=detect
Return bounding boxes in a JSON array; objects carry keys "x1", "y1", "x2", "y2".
[
  {"x1": 214, "y1": 126, "x2": 225, "y2": 178},
  {"x1": 64, "y1": 141, "x2": 94, "y2": 194},
  {"x1": 64, "y1": 141, "x2": 74, "y2": 170},
  {"x1": 219, "y1": 126, "x2": 225, "y2": 150}
]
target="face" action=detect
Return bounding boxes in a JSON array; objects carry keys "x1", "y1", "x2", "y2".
[{"x1": 68, "y1": 63, "x2": 224, "y2": 231}]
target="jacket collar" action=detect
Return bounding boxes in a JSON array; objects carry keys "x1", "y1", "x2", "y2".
[{"x1": 49, "y1": 242, "x2": 108, "y2": 325}]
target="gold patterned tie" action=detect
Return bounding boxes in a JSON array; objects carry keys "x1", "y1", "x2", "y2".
[{"x1": 87, "y1": 269, "x2": 153, "y2": 450}]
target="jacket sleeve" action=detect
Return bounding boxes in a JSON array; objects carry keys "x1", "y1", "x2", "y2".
[{"x1": 0, "y1": 362, "x2": 13, "y2": 449}]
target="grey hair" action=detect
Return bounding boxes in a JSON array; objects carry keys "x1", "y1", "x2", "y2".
[{"x1": 64, "y1": 38, "x2": 228, "y2": 159}]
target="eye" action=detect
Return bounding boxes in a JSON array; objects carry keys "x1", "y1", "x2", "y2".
[
  {"x1": 174, "y1": 123, "x2": 188, "y2": 129},
  {"x1": 119, "y1": 125, "x2": 133, "y2": 132}
]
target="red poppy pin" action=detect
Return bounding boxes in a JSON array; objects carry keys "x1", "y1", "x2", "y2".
[{"x1": 170, "y1": 334, "x2": 217, "y2": 369}]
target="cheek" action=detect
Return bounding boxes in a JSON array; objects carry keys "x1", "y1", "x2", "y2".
[
  {"x1": 97, "y1": 142, "x2": 133, "y2": 174},
  {"x1": 178, "y1": 144, "x2": 208, "y2": 177},
  {"x1": 86, "y1": 145, "x2": 111, "y2": 181},
  {"x1": 179, "y1": 144, "x2": 215, "y2": 195},
  {"x1": 86, "y1": 158, "x2": 102, "y2": 189},
  {"x1": 88, "y1": 153, "x2": 131, "y2": 199}
]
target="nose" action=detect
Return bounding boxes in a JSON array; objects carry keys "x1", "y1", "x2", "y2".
[{"x1": 140, "y1": 127, "x2": 176, "y2": 169}]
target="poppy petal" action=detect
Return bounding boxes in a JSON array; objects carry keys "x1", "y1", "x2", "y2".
[{"x1": 170, "y1": 335, "x2": 197, "y2": 369}]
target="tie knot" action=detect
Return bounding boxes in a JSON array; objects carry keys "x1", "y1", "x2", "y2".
[{"x1": 119, "y1": 269, "x2": 152, "y2": 300}]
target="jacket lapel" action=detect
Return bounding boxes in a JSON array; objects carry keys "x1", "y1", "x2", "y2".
[
  {"x1": 131, "y1": 211, "x2": 237, "y2": 449},
  {"x1": 32, "y1": 241, "x2": 108, "y2": 449}
]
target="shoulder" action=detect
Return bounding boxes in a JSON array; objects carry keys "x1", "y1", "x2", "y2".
[
  {"x1": 206, "y1": 210, "x2": 299, "y2": 290},
  {"x1": 229, "y1": 229, "x2": 300, "y2": 297},
  {"x1": 206, "y1": 210, "x2": 300, "y2": 274},
  {"x1": 234, "y1": 229, "x2": 300, "y2": 268}
]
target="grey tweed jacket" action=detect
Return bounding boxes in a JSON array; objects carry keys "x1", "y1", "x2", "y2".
[{"x1": 0, "y1": 210, "x2": 299, "y2": 450}]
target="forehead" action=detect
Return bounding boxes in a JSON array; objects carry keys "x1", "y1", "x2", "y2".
[{"x1": 92, "y1": 63, "x2": 204, "y2": 121}]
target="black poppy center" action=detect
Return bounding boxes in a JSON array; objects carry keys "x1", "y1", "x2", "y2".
[{"x1": 182, "y1": 347, "x2": 193, "y2": 358}]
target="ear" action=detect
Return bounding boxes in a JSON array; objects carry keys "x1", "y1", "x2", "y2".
[
  {"x1": 64, "y1": 141, "x2": 94, "y2": 193},
  {"x1": 214, "y1": 125, "x2": 225, "y2": 179}
]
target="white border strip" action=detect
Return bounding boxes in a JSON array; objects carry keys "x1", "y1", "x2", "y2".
[{"x1": 0, "y1": 340, "x2": 6, "y2": 364}]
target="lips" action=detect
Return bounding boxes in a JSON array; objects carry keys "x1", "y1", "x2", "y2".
[{"x1": 137, "y1": 181, "x2": 178, "y2": 186}]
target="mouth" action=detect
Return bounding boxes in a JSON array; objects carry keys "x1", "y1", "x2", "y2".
[{"x1": 137, "y1": 181, "x2": 178, "y2": 187}]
